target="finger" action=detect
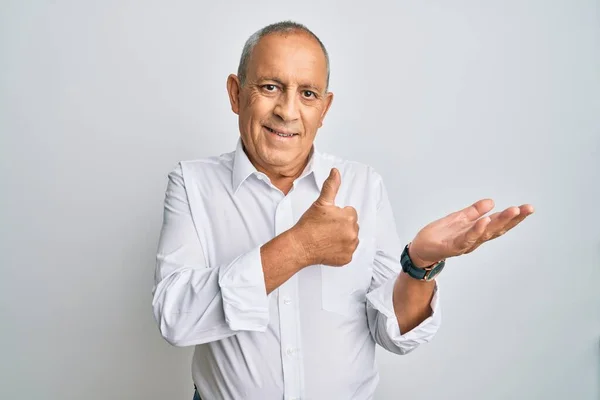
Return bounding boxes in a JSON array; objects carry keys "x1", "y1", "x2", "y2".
[
  {"x1": 460, "y1": 199, "x2": 495, "y2": 221},
  {"x1": 467, "y1": 207, "x2": 519, "y2": 253},
  {"x1": 487, "y1": 204, "x2": 535, "y2": 239},
  {"x1": 519, "y1": 204, "x2": 535, "y2": 215},
  {"x1": 316, "y1": 168, "x2": 341, "y2": 206},
  {"x1": 342, "y1": 206, "x2": 359, "y2": 230},
  {"x1": 489, "y1": 204, "x2": 534, "y2": 222},
  {"x1": 498, "y1": 207, "x2": 534, "y2": 235},
  {"x1": 485, "y1": 207, "x2": 521, "y2": 236},
  {"x1": 460, "y1": 216, "x2": 491, "y2": 250},
  {"x1": 352, "y1": 237, "x2": 361, "y2": 254},
  {"x1": 467, "y1": 204, "x2": 534, "y2": 251},
  {"x1": 343, "y1": 206, "x2": 358, "y2": 219}
]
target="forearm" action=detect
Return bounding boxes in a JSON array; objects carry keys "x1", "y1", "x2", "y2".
[
  {"x1": 261, "y1": 228, "x2": 309, "y2": 294},
  {"x1": 154, "y1": 165, "x2": 309, "y2": 346},
  {"x1": 392, "y1": 272, "x2": 436, "y2": 334},
  {"x1": 154, "y1": 245, "x2": 272, "y2": 346},
  {"x1": 153, "y1": 266, "x2": 236, "y2": 346},
  {"x1": 154, "y1": 227, "x2": 308, "y2": 346}
]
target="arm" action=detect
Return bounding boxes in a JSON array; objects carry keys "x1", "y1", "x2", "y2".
[
  {"x1": 365, "y1": 175, "x2": 441, "y2": 355},
  {"x1": 262, "y1": 232, "x2": 309, "y2": 294},
  {"x1": 152, "y1": 165, "x2": 306, "y2": 347},
  {"x1": 153, "y1": 165, "x2": 378, "y2": 346},
  {"x1": 366, "y1": 171, "x2": 534, "y2": 354},
  {"x1": 392, "y1": 248, "x2": 437, "y2": 334}
]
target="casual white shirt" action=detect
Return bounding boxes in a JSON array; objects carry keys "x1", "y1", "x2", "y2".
[{"x1": 152, "y1": 139, "x2": 441, "y2": 400}]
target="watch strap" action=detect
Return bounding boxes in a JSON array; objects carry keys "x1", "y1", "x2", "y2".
[{"x1": 400, "y1": 244, "x2": 445, "y2": 281}]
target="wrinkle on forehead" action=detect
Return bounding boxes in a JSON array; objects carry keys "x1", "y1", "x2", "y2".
[{"x1": 245, "y1": 32, "x2": 328, "y2": 91}]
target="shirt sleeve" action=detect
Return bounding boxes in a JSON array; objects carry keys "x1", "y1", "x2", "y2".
[
  {"x1": 364, "y1": 172, "x2": 442, "y2": 355},
  {"x1": 151, "y1": 164, "x2": 269, "y2": 347}
]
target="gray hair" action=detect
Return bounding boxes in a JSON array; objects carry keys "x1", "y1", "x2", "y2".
[{"x1": 237, "y1": 21, "x2": 330, "y2": 91}]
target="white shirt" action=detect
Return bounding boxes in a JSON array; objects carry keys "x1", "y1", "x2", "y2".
[{"x1": 152, "y1": 139, "x2": 441, "y2": 400}]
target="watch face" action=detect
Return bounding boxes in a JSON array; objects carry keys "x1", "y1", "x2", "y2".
[{"x1": 426, "y1": 261, "x2": 445, "y2": 281}]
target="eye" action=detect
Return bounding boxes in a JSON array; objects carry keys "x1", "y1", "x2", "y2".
[
  {"x1": 302, "y1": 90, "x2": 315, "y2": 98},
  {"x1": 262, "y1": 84, "x2": 277, "y2": 92}
]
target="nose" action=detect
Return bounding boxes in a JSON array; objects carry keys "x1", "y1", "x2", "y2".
[{"x1": 273, "y1": 90, "x2": 300, "y2": 122}]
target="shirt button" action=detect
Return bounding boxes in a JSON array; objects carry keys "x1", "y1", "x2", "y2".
[
  {"x1": 283, "y1": 297, "x2": 292, "y2": 305},
  {"x1": 286, "y1": 347, "x2": 296, "y2": 356}
]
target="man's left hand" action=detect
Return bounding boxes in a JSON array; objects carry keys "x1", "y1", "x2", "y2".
[{"x1": 408, "y1": 199, "x2": 535, "y2": 268}]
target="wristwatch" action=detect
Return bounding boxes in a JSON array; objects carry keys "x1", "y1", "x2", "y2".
[{"x1": 400, "y1": 243, "x2": 446, "y2": 281}]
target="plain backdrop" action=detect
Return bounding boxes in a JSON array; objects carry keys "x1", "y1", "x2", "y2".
[{"x1": 1, "y1": 1, "x2": 599, "y2": 399}]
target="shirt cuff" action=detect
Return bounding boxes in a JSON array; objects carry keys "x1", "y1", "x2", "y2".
[
  {"x1": 366, "y1": 275, "x2": 441, "y2": 353},
  {"x1": 218, "y1": 246, "x2": 270, "y2": 331}
]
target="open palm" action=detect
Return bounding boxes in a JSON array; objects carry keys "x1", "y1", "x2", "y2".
[{"x1": 409, "y1": 199, "x2": 535, "y2": 267}]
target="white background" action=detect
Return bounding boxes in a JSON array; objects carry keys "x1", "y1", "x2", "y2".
[{"x1": 1, "y1": 1, "x2": 598, "y2": 399}]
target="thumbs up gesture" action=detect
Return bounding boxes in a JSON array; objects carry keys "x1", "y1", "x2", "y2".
[{"x1": 292, "y1": 168, "x2": 360, "y2": 266}]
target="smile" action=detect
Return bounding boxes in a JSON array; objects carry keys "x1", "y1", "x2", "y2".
[{"x1": 264, "y1": 126, "x2": 297, "y2": 138}]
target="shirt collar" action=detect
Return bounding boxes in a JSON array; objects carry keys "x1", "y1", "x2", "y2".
[
  {"x1": 305, "y1": 145, "x2": 330, "y2": 191},
  {"x1": 232, "y1": 138, "x2": 257, "y2": 192},
  {"x1": 231, "y1": 138, "x2": 331, "y2": 193}
]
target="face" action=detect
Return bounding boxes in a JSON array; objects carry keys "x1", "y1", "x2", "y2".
[{"x1": 227, "y1": 32, "x2": 333, "y2": 178}]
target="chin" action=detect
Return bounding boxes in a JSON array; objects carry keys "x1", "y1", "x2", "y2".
[{"x1": 262, "y1": 151, "x2": 295, "y2": 167}]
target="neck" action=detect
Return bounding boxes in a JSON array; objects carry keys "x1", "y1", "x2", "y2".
[{"x1": 243, "y1": 147, "x2": 310, "y2": 195}]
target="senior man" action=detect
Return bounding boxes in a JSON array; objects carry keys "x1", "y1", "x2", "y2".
[{"x1": 152, "y1": 21, "x2": 534, "y2": 400}]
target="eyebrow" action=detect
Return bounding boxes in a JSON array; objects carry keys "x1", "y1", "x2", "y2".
[{"x1": 257, "y1": 76, "x2": 324, "y2": 92}]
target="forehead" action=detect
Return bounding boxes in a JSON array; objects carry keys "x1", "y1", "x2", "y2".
[{"x1": 247, "y1": 32, "x2": 328, "y2": 88}]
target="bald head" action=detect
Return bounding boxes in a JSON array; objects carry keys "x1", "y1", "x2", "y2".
[{"x1": 237, "y1": 21, "x2": 330, "y2": 91}]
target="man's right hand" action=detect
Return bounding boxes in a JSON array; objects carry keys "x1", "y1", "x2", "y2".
[{"x1": 291, "y1": 168, "x2": 359, "y2": 267}]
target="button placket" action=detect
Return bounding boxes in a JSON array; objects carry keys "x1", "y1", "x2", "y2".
[{"x1": 275, "y1": 195, "x2": 302, "y2": 400}]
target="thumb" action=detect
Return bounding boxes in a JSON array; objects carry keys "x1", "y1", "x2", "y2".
[{"x1": 316, "y1": 168, "x2": 341, "y2": 206}]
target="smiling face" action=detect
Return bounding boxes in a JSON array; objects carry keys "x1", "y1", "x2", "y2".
[{"x1": 227, "y1": 31, "x2": 333, "y2": 183}]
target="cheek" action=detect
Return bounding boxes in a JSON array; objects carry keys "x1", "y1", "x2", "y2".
[
  {"x1": 245, "y1": 91, "x2": 260, "y2": 107},
  {"x1": 302, "y1": 106, "x2": 325, "y2": 129},
  {"x1": 244, "y1": 94, "x2": 273, "y2": 122}
]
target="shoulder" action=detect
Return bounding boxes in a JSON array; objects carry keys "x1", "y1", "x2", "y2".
[
  {"x1": 167, "y1": 150, "x2": 235, "y2": 186},
  {"x1": 318, "y1": 151, "x2": 388, "y2": 209},
  {"x1": 318, "y1": 151, "x2": 384, "y2": 186}
]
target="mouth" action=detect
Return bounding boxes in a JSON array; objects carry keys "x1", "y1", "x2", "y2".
[{"x1": 264, "y1": 125, "x2": 298, "y2": 138}]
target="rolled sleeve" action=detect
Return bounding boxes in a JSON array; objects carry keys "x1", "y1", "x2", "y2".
[
  {"x1": 366, "y1": 277, "x2": 441, "y2": 355},
  {"x1": 218, "y1": 246, "x2": 270, "y2": 331},
  {"x1": 152, "y1": 164, "x2": 271, "y2": 347},
  {"x1": 366, "y1": 169, "x2": 442, "y2": 355}
]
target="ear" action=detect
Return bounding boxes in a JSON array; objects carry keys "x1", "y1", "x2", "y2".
[
  {"x1": 226, "y1": 74, "x2": 242, "y2": 115},
  {"x1": 318, "y1": 91, "x2": 334, "y2": 128}
]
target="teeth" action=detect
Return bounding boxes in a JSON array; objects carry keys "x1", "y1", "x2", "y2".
[{"x1": 267, "y1": 127, "x2": 293, "y2": 137}]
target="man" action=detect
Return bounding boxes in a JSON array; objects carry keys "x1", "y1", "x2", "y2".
[{"x1": 152, "y1": 21, "x2": 534, "y2": 400}]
